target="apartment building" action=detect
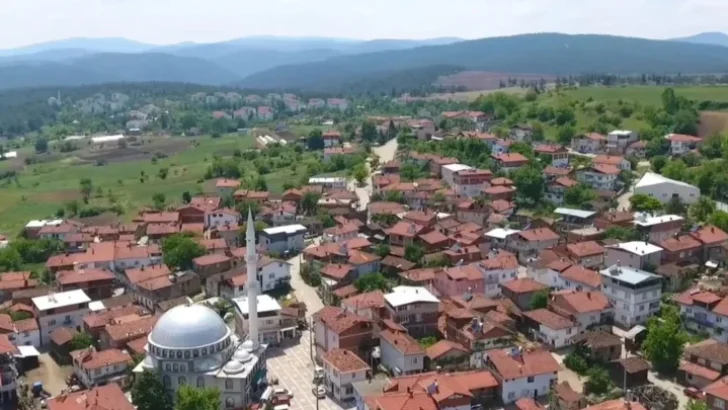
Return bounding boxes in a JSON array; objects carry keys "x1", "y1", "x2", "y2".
[
  {"x1": 486, "y1": 348, "x2": 560, "y2": 404},
  {"x1": 379, "y1": 329, "x2": 426, "y2": 376},
  {"x1": 71, "y1": 347, "x2": 131, "y2": 387},
  {"x1": 523, "y1": 309, "x2": 578, "y2": 348},
  {"x1": 322, "y1": 348, "x2": 370, "y2": 400},
  {"x1": 549, "y1": 290, "x2": 614, "y2": 333},
  {"x1": 383, "y1": 286, "x2": 439, "y2": 338},
  {"x1": 599, "y1": 264, "x2": 662, "y2": 328},
  {"x1": 313, "y1": 306, "x2": 374, "y2": 360},
  {"x1": 32, "y1": 290, "x2": 91, "y2": 346}
]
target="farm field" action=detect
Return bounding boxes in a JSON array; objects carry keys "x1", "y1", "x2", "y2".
[
  {"x1": 558, "y1": 85, "x2": 728, "y2": 105},
  {"x1": 0, "y1": 133, "x2": 301, "y2": 235}
]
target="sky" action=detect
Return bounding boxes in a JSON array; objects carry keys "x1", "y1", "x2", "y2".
[{"x1": 1, "y1": 0, "x2": 726, "y2": 49}]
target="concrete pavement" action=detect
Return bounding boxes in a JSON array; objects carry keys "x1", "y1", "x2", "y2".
[
  {"x1": 348, "y1": 138, "x2": 399, "y2": 212},
  {"x1": 288, "y1": 248, "x2": 324, "y2": 317}
]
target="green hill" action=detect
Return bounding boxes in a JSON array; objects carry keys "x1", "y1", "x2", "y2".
[{"x1": 238, "y1": 33, "x2": 728, "y2": 91}]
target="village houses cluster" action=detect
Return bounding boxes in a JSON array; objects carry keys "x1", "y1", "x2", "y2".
[{"x1": 0, "y1": 107, "x2": 717, "y2": 410}]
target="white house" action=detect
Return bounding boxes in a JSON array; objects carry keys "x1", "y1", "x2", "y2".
[
  {"x1": 322, "y1": 348, "x2": 370, "y2": 401},
  {"x1": 576, "y1": 164, "x2": 620, "y2": 191},
  {"x1": 599, "y1": 264, "x2": 662, "y2": 328},
  {"x1": 259, "y1": 224, "x2": 307, "y2": 254},
  {"x1": 666, "y1": 133, "x2": 702, "y2": 155},
  {"x1": 259, "y1": 258, "x2": 292, "y2": 292},
  {"x1": 549, "y1": 263, "x2": 603, "y2": 292},
  {"x1": 452, "y1": 169, "x2": 493, "y2": 198},
  {"x1": 634, "y1": 172, "x2": 700, "y2": 205},
  {"x1": 523, "y1": 309, "x2": 578, "y2": 349},
  {"x1": 0, "y1": 317, "x2": 40, "y2": 348},
  {"x1": 550, "y1": 290, "x2": 614, "y2": 333},
  {"x1": 309, "y1": 177, "x2": 347, "y2": 190},
  {"x1": 232, "y1": 294, "x2": 286, "y2": 345},
  {"x1": 206, "y1": 208, "x2": 240, "y2": 230},
  {"x1": 32, "y1": 290, "x2": 91, "y2": 346},
  {"x1": 379, "y1": 329, "x2": 425, "y2": 376},
  {"x1": 484, "y1": 228, "x2": 521, "y2": 250},
  {"x1": 441, "y1": 163, "x2": 473, "y2": 187},
  {"x1": 606, "y1": 130, "x2": 638, "y2": 153},
  {"x1": 674, "y1": 289, "x2": 728, "y2": 343},
  {"x1": 487, "y1": 348, "x2": 561, "y2": 404},
  {"x1": 605, "y1": 241, "x2": 663, "y2": 270},
  {"x1": 71, "y1": 347, "x2": 131, "y2": 387}
]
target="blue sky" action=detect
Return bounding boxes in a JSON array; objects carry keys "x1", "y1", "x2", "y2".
[{"x1": 1, "y1": 0, "x2": 725, "y2": 48}]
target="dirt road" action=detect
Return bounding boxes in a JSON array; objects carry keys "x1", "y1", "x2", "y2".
[{"x1": 349, "y1": 138, "x2": 399, "y2": 211}]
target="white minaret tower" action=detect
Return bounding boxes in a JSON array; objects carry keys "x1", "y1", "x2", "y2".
[{"x1": 245, "y1": 208, "x2": 260, "y2": 349}]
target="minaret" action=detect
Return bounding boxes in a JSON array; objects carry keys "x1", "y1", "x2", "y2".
[{"x1": 245, "y1": 208, "x2": 259, "y2": 349}]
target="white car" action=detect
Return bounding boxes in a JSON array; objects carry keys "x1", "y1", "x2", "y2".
[
  {"x1": 274, "y1": 388, "x2": 292, "y2": 398},
  {"x1": 313, "y1": 385, "x2": 326, "y2": 398}
]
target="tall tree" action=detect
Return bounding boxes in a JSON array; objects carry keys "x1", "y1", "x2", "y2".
[
  {"x1": 301, "y1": 191, "x2": 321, "y2": 215},
  {"x1": 162, "y1": 234, "x2": 206, "y2": 270},
  {"x1": 689, "y1": 196, "x2": 716, "y2": 222},
  {"x1": 132, "y1": 370, "x2": 174, "y2": 410},
  {"x1": 404, "y1": 243, "x2": 425, "y2": 263},
  {"x1": 152, "y1": 192, "x2": 166, "y2": 211},
  {"x1": 629, "y1": 194, "x2": 663, "y2": 213},
  {"x1": 175, "y1": 385, "x2": 220, "y2": 410},
  {"x1": 307, "y1": 129, "x2": 324, "y2": 150},
  {"x1": 513, "y1": 165, "x2": 545, "y2": 206},
  {"x1": 79, "y1": 178, "x2": 93, "y2": 204},
  {"x1": 361, "y1": 121, "x2": 378, "y2": 143},
  {"x1": 643, "y1": 305, "x2": 688, "y2": 373},
  {"x1": 354, "y1": 272, "x2": 389, "y2": 292}
]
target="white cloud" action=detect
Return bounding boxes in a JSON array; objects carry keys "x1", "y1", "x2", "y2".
[{"x1": 0, "y1": 0, "x2": 724, "y2": 48}]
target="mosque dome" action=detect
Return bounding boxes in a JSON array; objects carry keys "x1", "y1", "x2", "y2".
[{"x1": 149, "y1": 304, "x2": 230, "y2": 349}]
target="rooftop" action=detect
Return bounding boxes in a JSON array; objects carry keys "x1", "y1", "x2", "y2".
[
  {"x1": 488, "y1": 348, "x2": 560, "y2": 379},
  {"x1": 232, "y1": 294, "x2": 282, "y2": 315},
  {"x1": 607, "y1": 241, "x2": 663, "y2": 255},
  {"x1": 599, "y1": 264, "x2": 662, "y2": 285},
  {"x1": 262, "y1": 224, "x2": 307, "y2": 235},
  {"x1": 33, "y1": 289, "x2": 91, "y2": 311},
  {"x1": 384, "y1": 286, "x2": 439, "y2": 307},
  {"x1": 554, "y1": 207, "x2": 596, "y2": 219},
  {"x1": 323, "y1": 348, "x2": 371, "y2": 373}
]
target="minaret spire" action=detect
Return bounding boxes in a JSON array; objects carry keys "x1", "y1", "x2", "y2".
[{"x1": 246, "y1": 208, "x2": 259, "y2": 349}]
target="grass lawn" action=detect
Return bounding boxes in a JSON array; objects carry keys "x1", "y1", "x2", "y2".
[
  {"x1": 558, "y1": 85, "x2": 728, "y2": 105},
  {"x1": 0, "y1": 133, "x2": 315, "y2": 235}
]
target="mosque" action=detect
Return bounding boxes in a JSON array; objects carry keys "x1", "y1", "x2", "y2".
[{"x1": 135, "y1": 210, "x2": 267, "y2": 409}]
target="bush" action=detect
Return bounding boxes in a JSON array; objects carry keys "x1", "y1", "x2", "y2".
[{"x1": 564, "y1": 352, "x2": 589, "y2": 374}]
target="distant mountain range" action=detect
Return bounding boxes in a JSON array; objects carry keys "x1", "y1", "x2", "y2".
[{"x1": 0, "y1": 33, "x2": 725, "y2": 92}]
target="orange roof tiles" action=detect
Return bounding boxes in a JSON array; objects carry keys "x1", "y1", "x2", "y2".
[
  {"x1": 323, "y1": 348, "x2": 371, "y2": 373},
  {"x1": 47, "y1": 384, "x2": 134, "y2": 410},
  {"x1": 380, "y1": 330, "x2": 424, "y2": 355},
  {"x1": 418, "y1": 230, "x2": 450, "y2": 245},
  {"x1": 71, "y1": 348, "x2": 131, "y2": 370},
  {"x1": 320, "y1": 263, "x2": 354, "y2": 280},
  {"x1": 425, "y1": 340, "x2": 469, "y2": 360},
  {"x1": 692, "y1": 225, "x2": 728, "y2": 245},
  {"x1": 488, "y1": 349, "x2": 560, "y2": 379},
  {"x1": 50, "y1": 327, "x2": 78, "y2": 345},
  {"x1": 567, "y1": 241, "x2": 605, "y2": 257},
  {"x1": 524, "y1": 308, "x2": 576, "y2": 330},
  {"x1": 342, "y1": 290, "x2": 386, "y2": 310},
  {"x1": 314, "y1": 306, "x2": 371, "y2": 334},
  {"x1": 386, "y1": 221, "x2": 426, "y2": 238},
  {"x1": 57, "y1": 268, "x2": 114, "y2": 286},
  {"x1": 591, "y1": 164, "x2": 621, "y2": 175},
  {"x1": 552, "y1": 290, "x2": 611, "y2": 314},
  {"x1": 216, "y1": 178, "x2": 240, "y2": 188},
  {"x1": 660, "y1": 235, "x2": 702, "y2": 252},
  {"x1": 501, "y1": 278, "x2": 547, "y2": 294},
  {"x1": 103, "y1": 315, "x2": 158, "y2": 343},
  {"x1": 493, "y1": 152, "x2": 529, "y2": 164},
  {"x1": 518, "y1": 228, "x2": 559, "y2": 242},
  {"x1": 193, "y1": 253, "x2": 231, "y2": 266},
  {"x1": 560, "y1": 265, "x2": 602, "y2": 288},
  {"x1": 515, "y1": 398, "x2": 546, "y2": 410}
]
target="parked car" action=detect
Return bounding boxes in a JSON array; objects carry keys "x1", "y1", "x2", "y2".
[
  {"x1": 683, "y1": 387, "x2": 705, "y2": 400},
  {"x1": 312, "y1": 385, "x2": 326, "y2": 398},
  {"x1": 274, "y1": 387, "x2": 293, "y2": 398}
]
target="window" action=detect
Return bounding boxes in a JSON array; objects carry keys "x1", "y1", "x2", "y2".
[
  {"x1": 527, "y1": 376, "x2": 534, "y2": 383},
  {"x1": 48, "y1": 320, "x2": 56, "y2": 326},
  {"x1": 413, "y1": 357, "x2": 418, "y2": 364},
  {"x1": 94, "y1": 369, "x2": 101, "y2": 375},
  {"x1": 184, "y1": 350, "x2": 190, "y2": 358},
  {"x1": 508, "y1": 392, "x2": 515, "y2": 400},
  {"x1": 716, "y1": 398, "x2": 725, "y2": 409},
  {"x1": 346, "y1": 386, "x2": 354, "y2": 395},
  {"x1": 163, "y1": 375, "x2": 171, "y2": 388},
  {"x1": 176, "y1": 350, "x2": 182, "y2": 359},
  {"x1": 166, "y1": 364, "x2": 171, "y2": 371},
  {"x1": 225, "y1": 398, "x2": 235, "y2": 409},
  {"x1": 178, "y1": 376, "x2": 186, "y2": 385},
  {"x1": 173, "y1": 364, "x2": 179, "y2": 372},
  {"x1": 640, "y1": 305, "x2": 645, "y2": 312},
  {"x1": 226, "y1": 379, "x2": 234, "y2": 390}
]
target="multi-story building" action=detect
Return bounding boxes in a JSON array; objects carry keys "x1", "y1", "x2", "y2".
[
  {"x1": 576, "y1": 164, "x2": 620, "y2": 191},
  {"x1": 633, "y1": 213, "x2": 684, "y2": 243},
  {"x1": 0, "y1": 335, "x2": 17, "y2": 404},
  {"x1": 259, "y1": 224, "x2": 307, "y2": 254},
  {"x1": 571, "y1": 133, "x2": 607, "y2": 154},
  {"x1": 441, "y1": 163, "x2": 473, "y2": 186},
  {"x1": 659, "y1": 235, "x2": 703, "y2": 264},
  {"x1": 594, "y1": 155, "x2": 631, "y2": 171},
  {"x1": 679, "y1": 339, "x2": 728, "y2": 389},
  {"x1": 549, "y1": 290, "x2": 614, "y2": 333},
  {"x1": 313, "y1": 306, "x2": 374, "y2": 359},
  {"x1": 523, "y1": 309, "x2": 578, "y2": 348},
  {"x1": 452, "y1": 169, "x2": 493, "y2": 198},
  {"x1": 125, "y1": 265, "x2": 201, "y2": 311},
  {"x1": 599, "y1": 264, "x2": 662, "y2": 328},
  {"x1": 492, "y1": 153, "x2": 529, "y2": 173},
  {"x1": 322, "y1": 131, "x2": 341, "y2": 147},
  {"x1": 534, "y1": 144, "x2": 569, "y2": 167},
  {"x1": 565, "y1": 241, "x2": 606, "y2": 268},
  {"x1": 379, "y1": 329, "x2": 425, "y2": 376},
  {"x1": 322, "y1": 348, "x2": 370, "y2": 400},
  {"x1": 383, "y1": 286, "x2": 439, "y2": 338},
  {"x1": 606, "y1": 130, "x2": 638, "y2": 154},
  {"x1": 71, "y1": 347, "x2": 131, "y2": 387},
  {"x1": 56, "y1": 268, "x2": 115, "y2": 300},
  {"x1": 32, "y1": 289, "x2": 91, "y2": 346},
  {"x1": 605, "y1": 241, "x2": 663, "y2": 270},
  {"x1": 511, "y1": 228, "x2": 560, "y2": 260},
  {"x1": 233, "y1": 294, "x2": 296, "y2": 345},
  {"x1": 486, "y1": 348, "x2": 560, "y2": 404},
  {"x1": 675, "y1": 289, "x2": 728, "y2": 343},
  {"x1": 666, "y1": 133, "x2": 702, "y2": 155}
]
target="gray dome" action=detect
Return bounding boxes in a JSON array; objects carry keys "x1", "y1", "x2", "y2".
[{"x1": 149, "y1": 304, "x2": 230, "y2": 349}]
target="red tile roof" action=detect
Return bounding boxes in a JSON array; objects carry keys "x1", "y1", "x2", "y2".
[
  {"x1": 386, "y1": 221, "x2": 426, "y2": 238},
  {"x1": 342, "y1": 290, "x2": 386, "y2": 310},
  {"x1": 193, "y1": 254, "x2": 231, "y2": 266},
  {"x1": 57, "y1": 268, "x2": 114, "y2": 286},
  {"x1": 706, "y1": 376, "x2": 728, "y2": 401},
  {"x1": 584, "y1": 400, "x2": 647, "y2": 410},
  {"x1": 103, "y1": 315, "x2": 158, "y2": 343},
  {"x1": 418, "y1": 230, "x2": 450, "y2": 245},
  {"x1": 501, "y1": 278, "x2": 547, "y2": 294},
  {"x1": 659, "y1": 235, "x2": 702, "y2": 252},
  {"x1": 50, "y1": 327, "x2": 78, "y2": 346},
  {"x1": 691, "y1": 225, "x2": 728, "y2": 245},
  {"x1": 323, "y1": 348, "x2": 370, "y2": 373},
  {"x1": 590, "y1": 164, "x2": 621, "y2": 175},
  {"x1": 380, "y1": 330, "x2": 424, "y2": 355},
  {"x1": 488, "y1": 349, "x2": 560, "y2": 379},
  {"x1": 493, "y1": 153, "x2": 529, "y2": 164},
  {"x1": 71, "y1": 347, "x2": 131, "y2": 370},
  {"x1": 551, "y1": 290, "x2": 611, "y2": 314},
  {"x1": 518, "y1": 228, "x2": 559, "y2": 242},
  {"x1": 544, "y1": 166, "x2": 571, "y2": 176},
  {"x1": 320, "y1": 264, "x2": 354, "y2": 280},
  {"x1": 216, "y1": 178, "x2": 240, "y2": 188},
  {"x1": 666, "y1": 133, "x2": 702, "y2": 142},
  {"x1": 314, "y1": 306, "x2": 371, "y2": 334},
  {"x1": 594, "y1": 155, "x2": 625, "y2": 167},
  {"x1": 515, "y1": 398, "x2": 546, "y2": 410},
  {"x1": 369, "y1": 202, "x2": 406, "y2": 215},
  {"x1": 425, "y1": 340, "x2": 469, "y2": 360},
  {"x1": 560, "y1": 265, "x2": 602, "y2": 288},
  {"x1": 524, "y1": 309, "x2": 576, "y2": 330},
  {"x1": 47, "y1": 384, "x2": 134, "y2": 410},
  {"x1": 679, "y1": 360, "x2": 721, "y2": 381},
  {"x1": 567, "y1": 241, "x2": 605, "y2": 257},
  {"x1": 491, "y1": 177, "x2": 514, "y2": 186}
]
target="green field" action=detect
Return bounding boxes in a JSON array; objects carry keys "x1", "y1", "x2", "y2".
[
  {"x1": 0, "y1": 134, "x2": 303, "y2": 235},
  {"x1": 558, "y1": 85, "x2": 728, "y2": 105}
]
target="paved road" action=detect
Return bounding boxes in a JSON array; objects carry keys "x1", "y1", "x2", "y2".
[
  {"x1": 268, "y1": 331, "x2": 352, "y2": 410},
  {"x1": 288, "y1": 240, "x2": 324, "y2": 317},
  {"x1": 349, "y1": 138, "x2": 399, "y2": 212},
  {"x1": 616, "y1": 183, "x2": 634, "y2": 212}
]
